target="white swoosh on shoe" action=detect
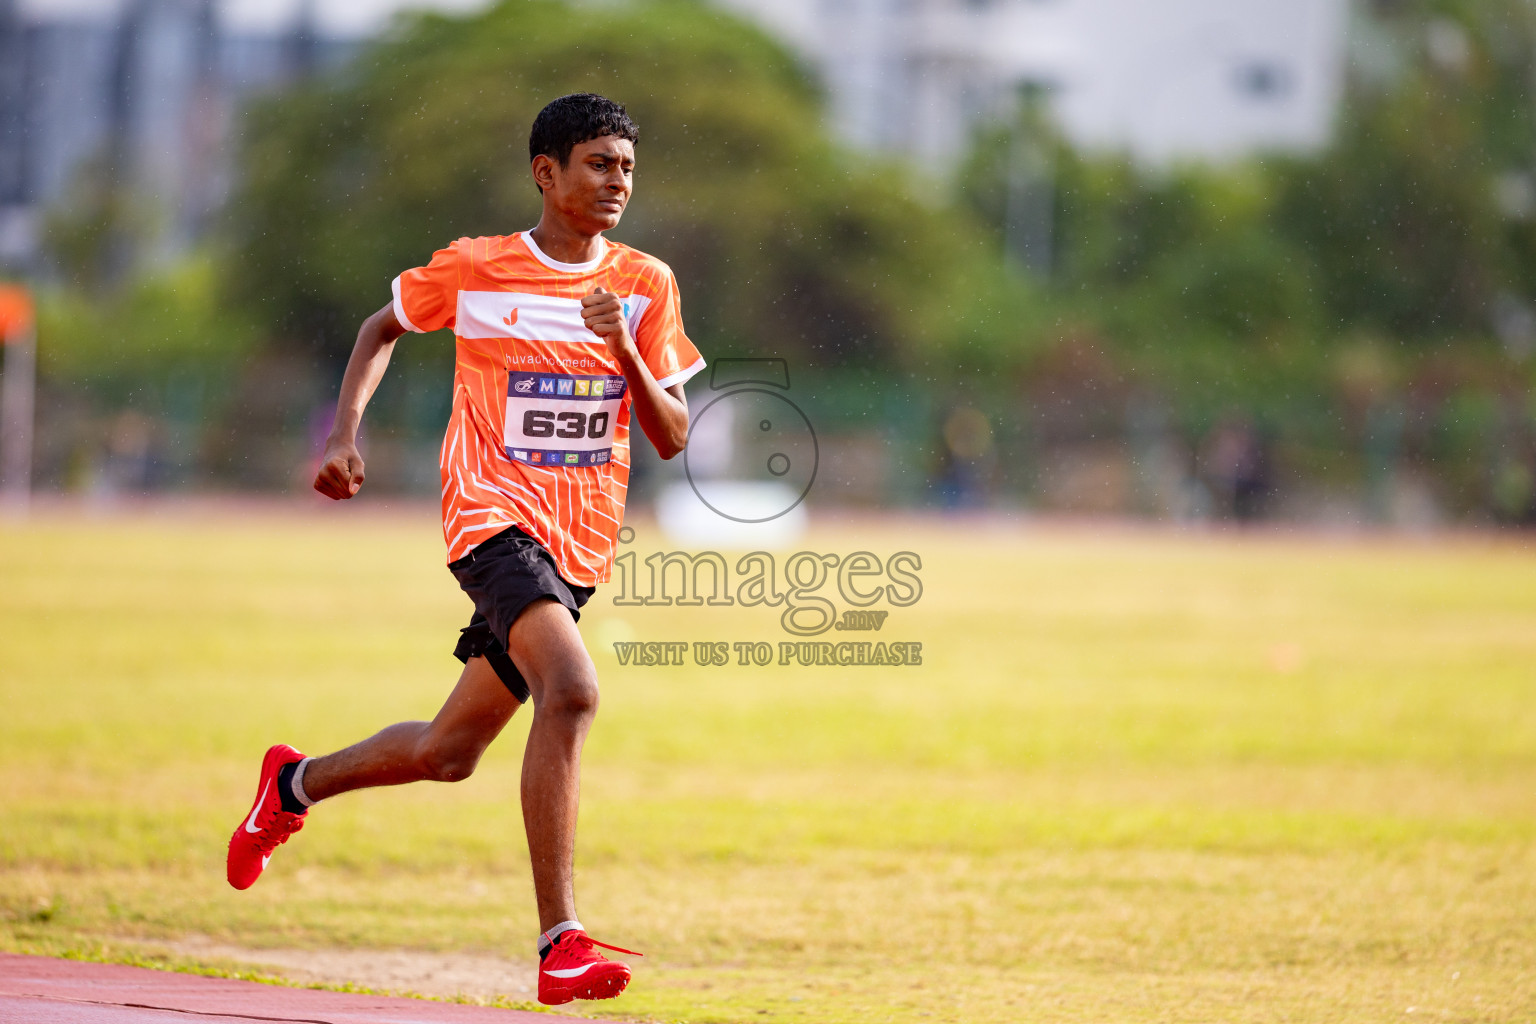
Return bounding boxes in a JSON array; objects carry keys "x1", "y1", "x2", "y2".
[
  {"x1": 543, "y1": 963, "x2": 601, "y2": 979},
  {"x1": 243, "y1": 780, "x2": 270, "y2": 834}
]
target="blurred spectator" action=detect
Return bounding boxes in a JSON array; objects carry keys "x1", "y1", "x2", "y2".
[
  {"x1": 933, "y1": 406, "x2": 995, "y2": 508},
  {"x1": 1491, "y1": 449, "x2": 1536, "y2": 525},
  {"x1": 1201, "y1": 415, "x2": 1272, "y2": 521},
  {"x1": 92, "y1": 409, "x2": 160, "y2": 496}
]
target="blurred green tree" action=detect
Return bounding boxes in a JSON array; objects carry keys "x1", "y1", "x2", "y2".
[
  {"x1": 1271, "y1": 0, "x2": 1536, "y2": 345},
  {"x1": 227, "y1": 0, "x2": 1038, "y2": 375},
  {"x1": 959, "y1": 115, "x2": 1325, "y2": 418},
  {"x1": 40, "y1": 256, "x2": 254, "y2": 386},
  {"x1": 957, "y1": 0, "x2": 1536, "y2": 405}
]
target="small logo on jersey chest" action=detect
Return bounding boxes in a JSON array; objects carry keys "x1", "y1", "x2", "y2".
[{"x1": 503, "y1": 308, "x2": 519, "y2": 328}]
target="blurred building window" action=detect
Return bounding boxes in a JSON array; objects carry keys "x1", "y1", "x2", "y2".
[
  {"x1": 718, "y1": 0, "x2": 1348, "y2": 173},
  {"x1": 2, "y1": 0, "x2": 352, "y2": 273},
  {"x1": 1234, "y1": 61, "x2": 1293, "y2": 100}
]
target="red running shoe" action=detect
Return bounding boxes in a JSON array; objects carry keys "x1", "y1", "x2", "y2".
[
  {"x1": 538, "y1": 930, "x2": 641, "y2": 1005},
  {"x1": 226, "y1": 743, "x2": 307, "y2": 890}
]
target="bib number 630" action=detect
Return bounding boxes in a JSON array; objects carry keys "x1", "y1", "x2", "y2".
[{"x1": 522, "y1": 409, "x2": 611, "y2": 440}]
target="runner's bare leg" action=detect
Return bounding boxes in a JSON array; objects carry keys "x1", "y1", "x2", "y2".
[
  {"x1": 301, "y1": 656, "x2": 519, "y2": 799},
  {"x1": 504, "y1": 598, "x2": 599, "y2": 932},
  {"x1": 284, "y1": 597, "x2": 594, "y2": 931}
]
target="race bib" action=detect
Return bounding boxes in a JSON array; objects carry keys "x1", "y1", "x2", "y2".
[{"x1": 505, "y1": 371, "x2": 627, "y2": 468}]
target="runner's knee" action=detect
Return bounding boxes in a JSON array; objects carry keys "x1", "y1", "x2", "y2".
[
  {"x1": 414, "y1": 734, "x2": 484, "y2": 783},
  {"x1": 538, "y1": 670, "x2": 600, "y2": 723}
]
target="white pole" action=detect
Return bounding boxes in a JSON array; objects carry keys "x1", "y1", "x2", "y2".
[{"x1": 0, "y1": 322, "x2": 35, "y2": 514}]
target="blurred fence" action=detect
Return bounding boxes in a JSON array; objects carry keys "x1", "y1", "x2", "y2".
[{"x1": 20, "y1": 347, "x2": 1535, "y2": 529}]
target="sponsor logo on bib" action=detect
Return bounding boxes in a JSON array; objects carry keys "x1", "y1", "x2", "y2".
[{"x1": 505, "y1": 371, "x2": 627, "y2": 469}]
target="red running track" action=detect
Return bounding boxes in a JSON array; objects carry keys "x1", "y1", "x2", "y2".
[{"x1": 0, "y1": 953, "x2": 589, "y2": 1023}]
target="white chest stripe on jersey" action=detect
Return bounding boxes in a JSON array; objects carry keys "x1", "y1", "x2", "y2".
[
  {"x1": 622, "y1": 294, "x2": 651, "y2": 336},
  {"x1": 456, "y1": 291, "x2": 650, "y2": 344}
]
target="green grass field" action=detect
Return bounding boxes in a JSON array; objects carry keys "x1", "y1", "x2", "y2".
[{"x1": 2, "y1": 503, "x2": 1535, "y2": 1022}]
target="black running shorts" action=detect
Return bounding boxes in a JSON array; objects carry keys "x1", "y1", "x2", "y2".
[{"x1": 447, "y1": 526, "x2": 596, "y2": 703}]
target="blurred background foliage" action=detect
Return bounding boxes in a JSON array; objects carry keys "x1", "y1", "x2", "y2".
[
  {"x1": 23, "y1": 0, "x2": 1536, "y2": 522},
  {"x1": 228, "y1": 0, "x2": 1036, "y2": 375}
]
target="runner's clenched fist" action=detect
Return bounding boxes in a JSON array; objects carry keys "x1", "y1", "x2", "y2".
[
  {"x1": 581, "y1": 287, "x2": 633, "y2": 359},
  {"x1": 314, "y1": 441, "x2": 365, "y2": 499}
]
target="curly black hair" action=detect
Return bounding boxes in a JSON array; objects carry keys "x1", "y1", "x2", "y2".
[{"x1": 528, "y1": 94, "x2": 639, "y2": 180}]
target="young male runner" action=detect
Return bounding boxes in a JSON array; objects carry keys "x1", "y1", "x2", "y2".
[{"x1": 225, "y1": 94, "x2": 704, "y2": 1006}]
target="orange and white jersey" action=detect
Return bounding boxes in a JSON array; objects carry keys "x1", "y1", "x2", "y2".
[{"x1": 392, "y1": 232, "x2": 705, "y2": 585}]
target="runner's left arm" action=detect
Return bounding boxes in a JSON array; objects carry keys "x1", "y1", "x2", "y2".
[
  {"x1": 314, "y1": 302, "x2": 408, "y2": 499},
  {"x1": 581, "y1": 287, "x2": 689, "y2": 459}
]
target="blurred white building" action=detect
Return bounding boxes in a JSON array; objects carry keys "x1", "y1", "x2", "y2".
[
  {"x1": 714, "y1": 0, "x2": 1350, "y2": 173},
  {"x1": 0, "y1": 0, "x2": 355, "y2": 269},
  {"x1": 0, "y1": 0, "x2": 1354, "y2": 269}
]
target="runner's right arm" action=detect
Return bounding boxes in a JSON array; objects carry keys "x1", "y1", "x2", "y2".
[{"x1": 314, "y1": 302, "x2": 408, "y2": 500}]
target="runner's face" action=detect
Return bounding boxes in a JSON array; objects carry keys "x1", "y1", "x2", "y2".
[{"x1": 547, "y1": 136, "x2": 634, "y2": 232}]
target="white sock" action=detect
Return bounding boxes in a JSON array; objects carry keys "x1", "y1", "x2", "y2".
[
  {"x1": 538, "y1": 920, "x2": 583, "y2": 956},
  {"x1": 290, "y1": 757, "x2": 316, "y2": 808}
]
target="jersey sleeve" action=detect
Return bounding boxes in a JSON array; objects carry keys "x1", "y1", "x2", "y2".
[
  {"x1": 632, "y1": 264, "x2": 705, "y2": 390},
  {"x1": 391, "y1": 241, "x2": 461, "y2": 334}
]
